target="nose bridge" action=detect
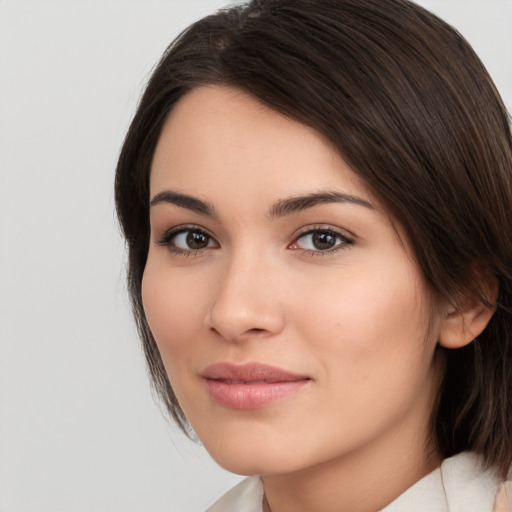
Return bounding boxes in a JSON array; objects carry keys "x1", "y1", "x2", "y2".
[{"x1": 206, "y1": 242, "x2": 284, "y2": 341}]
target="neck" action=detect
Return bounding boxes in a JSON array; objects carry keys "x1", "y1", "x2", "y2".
[{"x1": 262, "y1": 426, "x2": 441, "y2": 512}]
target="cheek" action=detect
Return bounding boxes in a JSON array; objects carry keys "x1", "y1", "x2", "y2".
[
  {"x1": 141, "y1": 263, "x2": 206, "y2": 355},
  {"x1": 141, "y1": 262, "x2": 214, "y2": 412},
  {"x1": 290, "y1": 267, "x2": 440, "y2": 450},
  {"x1": 294, "y1": 258, "x2": 436, "y2": 379}
]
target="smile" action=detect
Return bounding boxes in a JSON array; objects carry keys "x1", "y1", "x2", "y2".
[{"x1": 201, "y1": 363, "x2": 311, "y2": 409}]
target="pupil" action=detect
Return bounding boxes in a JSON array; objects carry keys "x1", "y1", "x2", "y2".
[
  {"x1": 186, "y1": 231, "x2": 208, "y2": 249},
  {"x1": 313, "y1": 231, "x2": 336, "y2": 250}
]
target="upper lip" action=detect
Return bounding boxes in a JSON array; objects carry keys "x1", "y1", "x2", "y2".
[{"x1": 201, "y1": 362, "x2": 310, "y2": 383}]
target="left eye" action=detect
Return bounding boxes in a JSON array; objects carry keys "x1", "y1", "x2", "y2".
[{"x1": 291, "y1": 229, "x2": 351, "y2": 252}]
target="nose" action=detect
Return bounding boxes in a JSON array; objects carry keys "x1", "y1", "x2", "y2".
[{"x1": 205, "y1": 249, "x2": 285, "y2": 342}]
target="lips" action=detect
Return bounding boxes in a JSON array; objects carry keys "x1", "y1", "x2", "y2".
[{"x1": 201, "y1": 363, "x2": 310, "y2": 409}]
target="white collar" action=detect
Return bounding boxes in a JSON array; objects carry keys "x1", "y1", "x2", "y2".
[
  {"x1": 381, "y1": 452, "x2": 500, "y2": 512},
  {"x1": 206, "y1": 452, "x2": 505, "y2": 512}
]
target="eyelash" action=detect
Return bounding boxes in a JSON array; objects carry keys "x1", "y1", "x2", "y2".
[
  {"x1": 156, "y1": 224, "x2": 354, "y2": 257},
  {"x1": 290, "y1": 226, "x2": 354, "y2": 255},
  {"x1": 157, "y1": 224, "x2": 217, "y2": 256}
]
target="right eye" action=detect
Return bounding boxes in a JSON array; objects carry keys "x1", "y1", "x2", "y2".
[{"x1": 158, "y1": 226, "x2": 218, "y2": 254}]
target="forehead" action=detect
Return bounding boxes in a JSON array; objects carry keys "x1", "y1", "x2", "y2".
[{"x1": 150, "y1": 85, "x2": 378, "y2": 209}]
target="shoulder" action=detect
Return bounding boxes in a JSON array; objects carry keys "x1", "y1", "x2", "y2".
[
  {"x1": 383, "y1": 452, "x2": 511, "y2": 512},
  {"x1": 205, "y1": 476, "x2": 264, "y2": 512},
  {"x1": 440, "y1": 452, "x2": 506, "y2": 511}
]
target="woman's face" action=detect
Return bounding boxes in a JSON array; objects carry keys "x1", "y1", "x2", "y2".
[{"x1": 143, "y1": 86, "x2": 444, "y2": 476}]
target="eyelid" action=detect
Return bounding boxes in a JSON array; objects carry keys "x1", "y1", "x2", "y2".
[
  {"x1": 155, "y1": 223, "x2": 353, "y2": 256},
  {"x1": 156, "y1": 224, "x2": 219, "y2": 253},
  {"x1": 289, "y1": 224, "x2": 354, "y2": 253}
]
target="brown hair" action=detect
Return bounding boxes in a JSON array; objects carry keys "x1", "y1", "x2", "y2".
[{"x1": 115, "y1": 0, "x2": 512, "y2": 476}]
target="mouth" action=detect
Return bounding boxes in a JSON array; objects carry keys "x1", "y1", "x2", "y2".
[{"x1": 201, "y1": 362, "x2": 311, "y2": 409}]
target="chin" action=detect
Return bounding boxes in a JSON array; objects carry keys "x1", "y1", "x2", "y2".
[
  {"x1": 209, "y1": 450, "x2": 291, "y2": 476},
  {"x1": 197, "y1": 429, "x2": 298, "y2": 476}
]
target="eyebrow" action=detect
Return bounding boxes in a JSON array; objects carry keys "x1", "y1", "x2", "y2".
[
  {"x1": 150, "y1": 190, "x2": 217, "y2": 217},
  {"x1": 149, "y1": 189, "x2": 374, "y2": 218},
  {"x1": 268, "y1": 191, "x2": 374, "y2": 218}
]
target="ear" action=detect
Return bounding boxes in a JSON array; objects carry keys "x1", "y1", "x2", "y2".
[{"x1": 438, "y1": 276, "x2": 498, "y2": 349}]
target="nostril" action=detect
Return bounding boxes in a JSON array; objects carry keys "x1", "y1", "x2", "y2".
[{"x1": 205, "y1": 297, "x2": 285, "y2": 341}]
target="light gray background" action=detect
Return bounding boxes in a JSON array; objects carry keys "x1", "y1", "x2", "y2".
[{"x1": 1, "y1": 1, "x2": 511, "y2": 511}]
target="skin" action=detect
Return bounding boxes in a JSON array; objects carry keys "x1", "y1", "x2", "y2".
[{"x1": 143, "y1": 85, "x2": 449, "y2": 512}]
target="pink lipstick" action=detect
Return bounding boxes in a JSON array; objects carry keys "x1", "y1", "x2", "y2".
[{"x1": 202, "y1": 363, "x2": 310, "y2": 409}]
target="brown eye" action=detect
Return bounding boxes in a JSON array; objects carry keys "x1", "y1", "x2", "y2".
[
  {"x1": 291, "y1": 228, "x2": 353, "y2": 253},
  {"x1": 184, "y1": 231, "x2": 211, "y2": 250},
  {"x1": 311, "y1": 231, "x2": 337, "y2": 250},
  {"x1": 159, "y1": 227, "x2": 218, "y2": 253}
]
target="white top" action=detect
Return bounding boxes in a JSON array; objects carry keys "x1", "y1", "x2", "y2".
[{"x1": 206, "y1": 452, "x2": 512, "y2": 512}]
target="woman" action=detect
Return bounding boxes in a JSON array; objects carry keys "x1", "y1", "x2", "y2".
[{"x1": 115, "y1": 0, "x2": 512, "y2": 510}]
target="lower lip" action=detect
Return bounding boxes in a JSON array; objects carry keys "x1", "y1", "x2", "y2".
[{"x1": 205, "y1": 379, "x2": 309, "y2": 409}]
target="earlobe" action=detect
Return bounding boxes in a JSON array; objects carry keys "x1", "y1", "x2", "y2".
[{"x1": 438, "y1": 279, "x2": 498, "y2": 349}]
